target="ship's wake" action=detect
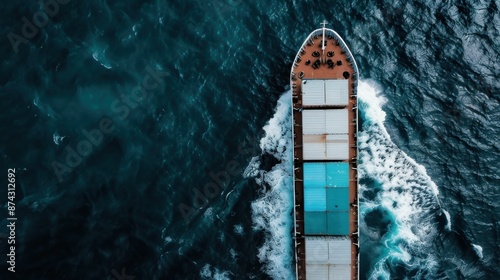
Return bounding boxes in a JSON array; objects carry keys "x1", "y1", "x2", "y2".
[
  {"x1": 244, "y1": 92, "x2": 294, "y2": 280},
  {"x1": 357, "y1": 80, "x2": 453, "y2": 279},
  {"x1": 245, "y1": 82, "x2": 460, "y2": 280}
]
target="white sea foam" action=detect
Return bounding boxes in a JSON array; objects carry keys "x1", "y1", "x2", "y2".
[
  {"x1": 200, "y1": 264, "x2": 231, "y2": 280},
  {"x1": 164, "y1": 236, "x2": 172, "y2": 243},
  {"x1": 52, "y1": 132, "x2": 66, "y2": 145},
  {"x1": 91, "y1": 48, "x2": 113, "y2": 69},
  {"x1": 33, "y1": 96, "x2": 40, "y2": 108},
  {"x1": 233, "y1": 224, "x2": 244, "y2": 235},
  {"x1": 229, "y1": 248, "x2": 238, "y2": 260},
  {"x1": 442, "y1": 209, "x2": 451, "y2": 231},
  {"x1": 243, "y1": 156, "x2": 260, "y2": 180},
  {"x1": 472, "y1": 244, "x2": 483, "y2": 259},
  {"x1": 369, "y1": 256, "x2": 392, "y2": 280},
  {"x1": 245, "y1": 92, "x2": 294, "y2": 280},
  {"x1": 200, "y1": 264, "x2": 211, "y2": 278},
  {"x1": 358, "y1": 80, "x2": 444, "y2": 278}
]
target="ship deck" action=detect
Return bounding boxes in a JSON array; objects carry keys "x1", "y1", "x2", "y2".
[{"x1": 291, "y1": 26, "x2": 358, "y2": 280}]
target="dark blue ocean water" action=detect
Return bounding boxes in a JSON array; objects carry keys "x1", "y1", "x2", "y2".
[{"x1": 0, "y1": 0, "x2": 498, "y2": 279}]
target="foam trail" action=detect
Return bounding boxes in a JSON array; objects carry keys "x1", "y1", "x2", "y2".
[
  {"x1": 244, "y1": 92, "x2": 294, "y2": 280},
  {"x1": 369, "y1": 257, "x2": 392, "y2": 280},
  {"x1": 358, "y1": 80, "x2": 445, "y2": 279},
  {"x1": 472, "y1": 244, "x2": 483, "y2": 259},
  {"x1": 53, "y1": 132, "x2": 66, "y2": 145},
  {"x1": 442, "y1": 209, "x2": 451, "y2": 231},
  {"x1": 199, "y1": 264, "x2": 231, "y2": 280}
]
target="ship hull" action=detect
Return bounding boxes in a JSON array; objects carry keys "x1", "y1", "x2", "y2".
[{"x1": 291, "y1": 26, "x2": 359, "y2": 280}]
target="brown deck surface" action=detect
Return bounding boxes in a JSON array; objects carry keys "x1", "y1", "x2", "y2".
[{"x1": 291, "y1": 30, "x2": 358, "y2": 280}]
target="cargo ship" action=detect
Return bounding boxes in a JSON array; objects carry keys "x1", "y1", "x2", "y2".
[{"x1": 291, "y1": 21, "x2": 359, "y2": 280}]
